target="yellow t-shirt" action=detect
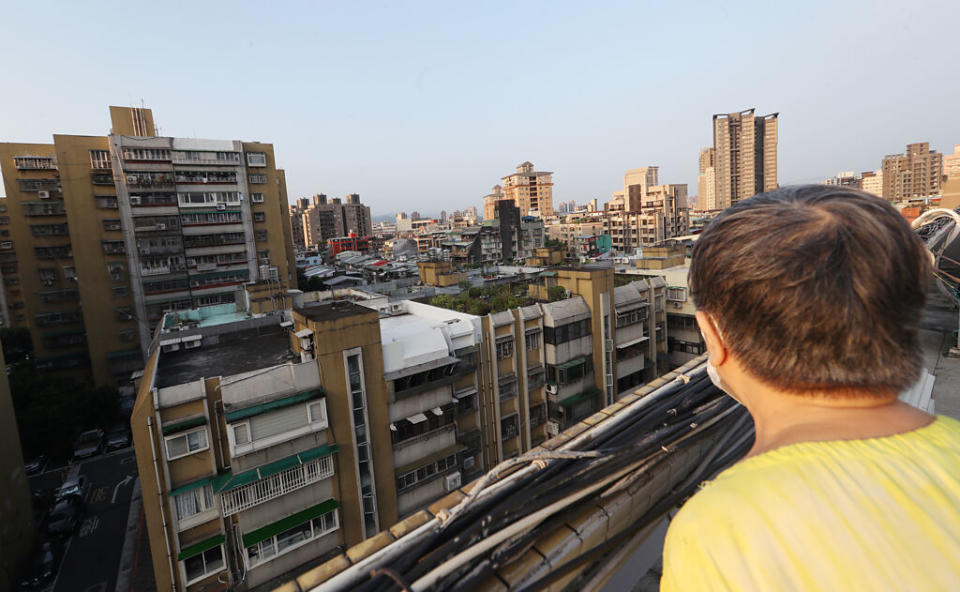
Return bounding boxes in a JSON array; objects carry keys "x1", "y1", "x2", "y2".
[{"x1": 661, "y1": 415, "x2": 960, "y2": 591}]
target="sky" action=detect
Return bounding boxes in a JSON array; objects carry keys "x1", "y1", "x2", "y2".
[{"x1": 1, "y1": 0, "x2": 958, "y2": 217}]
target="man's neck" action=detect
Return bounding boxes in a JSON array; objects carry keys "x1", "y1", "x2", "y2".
[{"x1": 729, "y1": 374, "x2": 934, "y2": 458}]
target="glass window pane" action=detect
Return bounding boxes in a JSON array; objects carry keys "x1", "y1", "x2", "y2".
[
  {"x1": 167, "y1": 436, "x2": 187, "y2": 458},
  {"x1": 203, "y1": 546, "x2": 223, "y2": 573},
  {"x1": 184, "y1": 554, "x2": 205, "y2": 581}
]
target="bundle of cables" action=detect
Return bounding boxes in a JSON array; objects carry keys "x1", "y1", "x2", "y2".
[{"x1": 317, "y1": 364, "x2": 754, "y2": 592}]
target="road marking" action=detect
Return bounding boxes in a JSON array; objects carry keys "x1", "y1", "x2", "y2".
[
  {"x1": 111, "y1": 474, "x2": 134, "y2": 504},
  {"x1": 79, "y1": 516, "x2": 100, "y2": 537},
  {"x1": 91, "y1": 486, "x2": 107, "y2": 504},
  {"x1": 50, "y1": 536, "x2": 72, "y2": 592}
]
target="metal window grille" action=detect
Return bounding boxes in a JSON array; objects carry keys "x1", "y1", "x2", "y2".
[{"x1": 220, "y1": 455, "x2": 334, "y2": 517}]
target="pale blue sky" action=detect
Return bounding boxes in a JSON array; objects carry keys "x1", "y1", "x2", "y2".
[{"x1": 1, "y1": 0, "x2": 957, "y2": 216}]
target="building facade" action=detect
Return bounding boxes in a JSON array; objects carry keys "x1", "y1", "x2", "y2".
[
  {"x1": 501, "y1": 162, "x2": 554, "y2": 217},
  {"x1": 132, "y1": 271, "x2": 671, "y2": 590},
  {"x1": 301, "y1": 194, "x2": 372, "y2": 248},
  {"x1": 0, "y1": 106, "x2": 295, "y2": 385},
  {"x1": 712, "y1": 108, "x2": 779, "y2": 209},
  {"x1": 860, "y1": 169, "x2": 883, "y2": 197},
  {"x1": 882, "y1": 142, "x2": 944, "y2": 201},
  {"x1": 697, "y1": 147, "x2": 717, "y2": 210}
]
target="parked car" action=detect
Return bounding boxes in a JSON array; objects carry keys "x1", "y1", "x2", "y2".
[
  {"x1": 44, "y1": 497, "x2": 84, "y2": 537},
  {"x1": 18, "y1": 539, "x2": 62, "y2": 590},
  {"x1": 105, "y1": 425, "x2": 131, "y2": 451},
  {"x1": 24, "y1": 455, "x2": 47, "y2": 475},
  {"x1": 55, "y1": 469, "x2": 88, "y2": 502},
  {"x1": 72, "y1": 429, "x2": 104, "y2": 461}
]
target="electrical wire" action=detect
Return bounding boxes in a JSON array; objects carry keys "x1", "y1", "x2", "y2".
[{"x1": 346, "y1": 372, "x2": 751, "y2": 592}]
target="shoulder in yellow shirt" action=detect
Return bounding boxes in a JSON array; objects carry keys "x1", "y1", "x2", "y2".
[{"x1": 661, "y1": 415, "x2": 960, "y2": 591}]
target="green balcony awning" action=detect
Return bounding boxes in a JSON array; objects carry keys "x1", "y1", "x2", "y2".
[
  {"x1": 177, "y1": 534, "x2": 225, "y2": 561},
  {"x1": 394, "y1": 443, "x2": 467, "y2": 477},
  {"x1": 241, "y1": 499, "x2": 339, "y2": 548},
  {"x1": 214, "y1": 443, "x2": 339, "y2": 493},
  {"x1": 224, "y1": 389, "x2": 324, "y2": 422},
  {"x1": 161, "y1": 415, "x2": 207, "y2": 436},
  {"x1": 556, "y1": 356, "x2": 587, "y2": 370},
  {"x1": 559, "y1": 387, "x2": 602, "y2": 408},
  {"x1": 169, "y1": 474, "x2": 216, "y2": 498}
]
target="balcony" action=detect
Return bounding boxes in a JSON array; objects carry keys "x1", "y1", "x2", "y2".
[
  {"x1": 13, "y1": 156, "x2": 56, "y2": 170},
  {"x1": 217, "y1": 445, "x2": 338, "y2": 517}
]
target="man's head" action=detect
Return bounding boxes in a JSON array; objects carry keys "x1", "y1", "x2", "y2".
[{"x1": 689, "y1": 185, "x2": 932, "y2": 397}]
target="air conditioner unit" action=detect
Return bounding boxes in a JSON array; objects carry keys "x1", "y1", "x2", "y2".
[
  {"x1": 38, "y1": 190, "x2": 50, "y2": 199},
  {"x1": 161, "y1": 343, "x2": 180, "y2": 353},
  {"x1": 217, "y1": 204, "x2": 226, "y2": 210},
  {"x1": 545, "y1": 384, "x2": 558, "y2": 395},
  {"x1": 547, "y1": 422, "x2": 559, "y2": 436},
  {"x1": 444, "y1": 472, "x2": 462, "y2": 492},
  {"x1": 130, "y1": 196, "x2": 141, "y2": 205},
  {"x1": 126, "y1": 175, "x2": 138, "y2": 184},
  {"x1": 156, "y1": 223, "x2": 166, "y2": 230},
  {"x1": 672, "y1": 301, "x2": 682, "y2": 309},
  {"x1": 183, "y1": 340, "x2": 201, "y2": 350}
]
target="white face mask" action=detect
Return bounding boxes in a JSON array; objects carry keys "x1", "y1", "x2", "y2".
[{"x1": 703, "y1": 317, "x2": 742, "y2": 405}]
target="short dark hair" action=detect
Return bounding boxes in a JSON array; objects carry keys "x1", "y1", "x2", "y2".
[{"x1": 689, "y1": 185, "x2": 932, "y2": 396}]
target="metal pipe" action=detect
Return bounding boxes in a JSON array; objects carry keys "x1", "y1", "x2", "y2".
[{"x1": 147, "y1": 416, "x2": 178, "y2": 591}]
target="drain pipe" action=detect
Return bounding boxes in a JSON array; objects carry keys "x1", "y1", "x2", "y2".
[{"x1": 147, "y1": 416, "x2": 178, "y2": 591}]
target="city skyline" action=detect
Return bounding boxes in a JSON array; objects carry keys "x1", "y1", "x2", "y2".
[{"x1": 1, "y1": 1, "x2": 958, "y2": 216}]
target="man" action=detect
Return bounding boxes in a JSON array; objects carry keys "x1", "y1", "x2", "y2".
[{"x1": 661, "y1": 185, "x2": 960, "y2": 590}]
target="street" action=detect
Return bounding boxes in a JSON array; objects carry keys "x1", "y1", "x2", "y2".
[{"x1": 29, "y1": 448, "x2": 140, "y2": 592}]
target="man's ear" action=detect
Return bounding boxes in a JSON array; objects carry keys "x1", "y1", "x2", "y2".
[{"x1": 696, "y1": 311, "x2": 728, "y2": 367}]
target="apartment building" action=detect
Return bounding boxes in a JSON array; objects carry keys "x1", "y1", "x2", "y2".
[
  {"x1": 712, "y1": 108, "x2": 779, "y2": 209},
  {"x1": 289, "y1": 199, "x2": 309, "y2": 250},
  {"x1": 301, "y1": 194, "x2": 372, "y2": 248},
  {"x1": 482, "y1": 185, "x2": 509, "y2": 221},
  {"x1": 604, "y1": 168, "x2": 690, "y2": 253},
  {"x1": 501, "y1": 162, "x2": 555, "y2": 217},
  {"x1": 945, "y1": 145, "x2": 960, "y2": 180},
  {"x1": 697, "y1": 147, "x2": 717, "y2": 210},
  {"x1": 882, "y1": 142, "x2": 944, "y2": 201},
  {"x1": 0, "y1": 105, "x2": 295, "y2": 385},
  {"x1": 622, "y1": 246, "x2": 704, "y2": 368},
  {"x1": 823, "y1": 171, "x2": 861, "y2": 188},
  {"x1": 860, "y1": 169, "x2": 883, "y2": 197}
]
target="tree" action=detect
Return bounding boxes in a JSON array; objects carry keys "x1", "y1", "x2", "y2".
[{"x1": 548, "y1": 286, "x2": 568, "y2": 302}]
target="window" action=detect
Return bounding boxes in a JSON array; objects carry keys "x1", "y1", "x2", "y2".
[
  {"x1": 501, "y1": 414, "x2": 519, "y2": 440},
  {"x1": 165, "y1": 428, "x2": 208, "y2": 460},
  {"x1": 233, "y1": 423, "x2": 250, "y2": 445},
  {"x1": 112, "y1": 286, "x2": 128, "y2": 297},
  {"x1": 666, "y1": 287, "x2": 687, "y2": 302},
  {"x1": 249, "y1": 174, "x2": 267, "y2": 184},
  {"x1": 183, "y1": 545, "x2": 223, "y2": 584},
  {"x1": 255, "y1": 229, "x2": 268, "y2": 241},
  {"x1": 395, "y1": 453, "x2": 459, "y2": 492},
  {"x1": 307, "y1": 401, "x2": 326, "y2": 424},
  {"x1": 525, "y1": 329, "x2": 540, "y2": 351},
  {"x1": 119, "y1": 329, "x2": 136, "y2": 342},
  {"x1": 495, "y1": 337, "x2": 513, "y2": 360},
  {"x1": 546, "y1": 357, "x2": 593, "y2": 385},
  {"x1": 616, "y1": 307, "x2": 648, "y2": 328},
  {"x1": 245, "y1": 508, "x2": 338, "y2": 568},
  {"x1": 253, "y1": 212, "x2": 265, "y2": 223},
  {"x1": 251, "y1": 192, "x2": 265, "y2": 203},
  {"x1": 246, "y1": 152, "x2": 267, "y2": 167},
  {"x1": 175, "y1": 485, "x2": 214, "y2": 521},
  {"x1": 543, "y1": 319, "x2": 592, "y2": 345},
  {"x1": 0, "y1": 241, "x2": 13, "y2": 250},
  {"x1": 89, "y1": 149, "x2": 111, "y2": 169}
]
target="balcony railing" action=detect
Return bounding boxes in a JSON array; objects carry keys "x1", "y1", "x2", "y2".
[{"x1": 219, "y1": 455, "x2": 334, "y2": 517}]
